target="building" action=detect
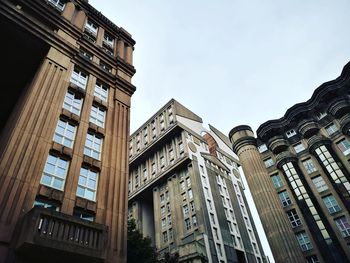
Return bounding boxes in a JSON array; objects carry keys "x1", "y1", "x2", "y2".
[
  {"x1": 0, "y1": 0, "x2": 135, "y2": 262},
  {"x1": 128, "y1": 99, "x2": 267, "y2": 263},
  {"x1": 229, "y1": 62, "x2": 350, "y2": 263}
]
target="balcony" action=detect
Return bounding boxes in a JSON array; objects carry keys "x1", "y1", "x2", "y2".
[
  {"x1": 15, "y1": 207, "x2": 107, "y2": 262},
  {"x1": 307, "y1": 134, "x2": 330, "y2": 153},
  {"x1": 328, "y1": 99, "x2": 350, "y2": 118},
  {"x1": 298, "y1": 119, "x2": 319, "y2": 138},
  {"x1": 267, "y1": 136, "x2": 289, "y2": 154}
]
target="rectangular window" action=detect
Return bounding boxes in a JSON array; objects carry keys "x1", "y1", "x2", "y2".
[
  {"x1": 103, "y1": 32, "x2": 114, "y2": 48},
  {"x1": 100, "y1": 61, "x2": 112, "y2": 73},
  {"x1": 40, "y1": 154, "x2": 69, "y2": 190},
  {"x1": 79, "y1": 48, "x2": 92, "y2": 60},
  {"x1": 258, "y1": 144, "x2": 268, "y2": 153},
  {"x1": 325, "y1": 123, "x2": 338, "y2": 135},
  {"x1": 84, "y1": 133, "x2": 102, "y2": 160},
  {"x1": 293, "y1": 142, "x2": 305, "y2": 153},
  {"x1": 48, "y1": 0, "x2": 65, "y2": 11},
  {"x1": 287, "y1": 209, "x2": 302, "y2": 228},
  {"x1": 33, "y1": 198, "x2": 60, "y2": 211},
  {"x1": 264, "y1": 158, "x2": 274, "y2": 168},
  {"x1": 192, "y1": 215, "x2": 197, "y2": 227},
  {"x1": 322, "y1": 195, "x2": 341, "y2": 214},
  {"x1": 85, "y1": 19, "x2": 98, "y2": 36},
  {"x1": 302, "y1": 159, "x2": 317, "y2": 174},
  {"x1": 335, "y1": 216, "x2": 350, "y2": 237},
  {"x1": 161, "y1": 218, "x2": 166, "y2": 228},
  {"x1": 76, "y1": 167, "x2": 98, "y2": 201},
  {"x1": 73, "y1": 209, "x2": 95, "y2": 222},
  {"x1": 90, "y1": 105, "x2": 106, "y2": 128},
  {"x1": 271, "y1": 173, "x2": 283, "y2": 188},
  {"x1": 63, "y1": 90, "x2": 83, "y2": 116},
  {"x1": 306, "y1": 255, "x2": 319, "y2": 263},
  {"x1": 312, "y1": 176, "x2": 328, "y2": 192},
  {"x1": 286, "y1": 129, "x2": 297, "y2": 138},
  {"x1": 188, "y1": 189, "x2": 193, "y2": 199},
  {"x1": 185, "y1": 218, "x2": 191, "y2": 230},
  {"x1": 70, "y1": 67, "x2": 87, "y2": 89},
  {"x1": 278, "y1": 191, "x2": 292, "y2": 207},
  {"x1": 296, "y1": 232, "x2": 313, "y2": 251},
  {"x1": 183, "y1": 205, "x2": 189, "y2": 216},
  {"x1": 190, "y1": 201, "x2": 195, "y2": 212},
  {"x1": 94, "y1": 82, "x2": 108, "y2": 102},
  {"x1": 53, "y1": 119, "x2": 76, "y2": 148},
  {"x1": 337, "y1": 138, "x2": 350, "y2": 155}
]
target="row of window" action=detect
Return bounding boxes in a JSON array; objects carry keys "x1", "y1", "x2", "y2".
[{"x1": 41, "y1": 154, "x2": 98, "y2": 201}]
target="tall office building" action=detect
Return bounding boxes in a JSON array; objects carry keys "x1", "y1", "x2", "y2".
[
  {"x1": 229, "y1": 62, "x2": 350, "y2": 263},
  {"x1": 0, "y1": 0, "x2": 135, "y2": 262},
  {"x1": 128, "y1": 99, "x2": 267, "y2": 263}
]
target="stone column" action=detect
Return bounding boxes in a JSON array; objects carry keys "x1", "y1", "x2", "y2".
[
  {"x1": 73, "y1": 10, "x2": 86, "y2": 30},
  {"x1": 229, "y1": 125, "x2": 304, "y2": 263},
  {"x1": 117, "y1": 39, "x2": 125, "y2": 60}
]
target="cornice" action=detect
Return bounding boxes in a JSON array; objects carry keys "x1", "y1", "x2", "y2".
[{"x1": 257, "y1": 61, "x2": 350, "y2": 140}]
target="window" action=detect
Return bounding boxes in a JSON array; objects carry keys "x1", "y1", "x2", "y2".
[
  {"x1": 286, "y1": 129, "x2": 297, "y2": 138},
  {"x1": 192, "y1": 215, "x2": 197, "y2": 227},
  {"x1": 33, "y1": 198, "x2": 60, "y2": 211},
  {"x1": 258, "y1": 144, "x2": 268, "y2": 153},
  {"x1": 312, "y1": 176, "x2": 328, "y2": 193},
  {"x1": 48, "y1": 0, "x2": 65, "y2": 11},
  {"x1": 84, "y1": 133, "x2": 103, "y2": 160},
  {"x1": 183, "y1": 205, "x2": 189, "y2": 216},
  {"x1": 306, "y1": 255, "x2": 319, "y2": 263},
  {"x1": 210, "y1": 213, "x2": 216, "y2": 225},
  {"x1": 63, "y1": 90, "x2": 83, "y2": 116},
  {"x1": 325, "y1": 123, "x2": 338, "y2": 135},
  {"x1": 76, "y1": 167, "x2": 98, "y2": 201},
  {"x1": 162, "y1": 231, "x2": 168, "y2": 242},
  {"x1": 160, "y1": 194, "x2": 165, "y2": 204},
  {"x1": 79, "y1": 48, "x2": 93, "y2": 60},
  {"x1": 161, "y1": 218, "x2": 166, "y2": 228},
  {"x1": 293, "y1": 142, "x2": 305, "y2": 153},
  {"x1": 188, "y1": 189, "x2": 193, "y2": 199},
  {"x1": 337, "y1": 139, "x2": 350, "y2": 155},
  {"x1": 264, "y1": 158, "x2": 274, "y2": 168},
  {"x1": 185, "y1": 218, "x2": 191, "y2": 230},
  {"x1": 302, "y1": 159, "x2": 317, "y2": 174},
  {"x1": 213, "y1": 227, "x2": 219, "y2": 239},
  {"x1": 90, "y1": 105, "x2": 106, "y2": 128},
  {"x1": 252, "y1": 242, "x2": 258, "y2": 254},
  {"x1": 73, "y1": 209, "x2": 95, "y2": 222},
  {"x1": 186, "y1": 177, "x2": 191, "y2": 187},
  {"x1": 271, "y1": 173, "x2": 283, "y2": 188},
  {"x1": 94, "y1": 82, "x2": 108, "y2": 102},
  {"x1": 85, "y1": 19, "x2": 98, "y2": 36},
  {"x1": 335, "y1": 216, "x2": 350, "y2": 237},
  {"x1": 40, "y1": 155, "x2": 69, "y2": 190},
  {"x1": 169, "y1": 228, "x2": 173, "y2": 240},
  {"x1": 103, "y1": 32, "x2": 114, "y2": 48},
  {"x1": 322, "y1": 195, "x2": 341, "y2": 214},
  {"x1": 190, "y1": 201, "x2": 195, "y2": 212},
  {"x1": 100, "y1": 61, "x2": 112, "y2": 73},
  {"x1": 70, "y1": 68, "x2": 87, "y2": 89},
  {"x1": 287, "y1": 209, "x2": 302, "y2": 228},
  {"x1": 168, "y1": 215, "x2": 172, "y2": 226},
  {"x1": 53, "y1": 119, "x2": 76, "y2": 148},
  {"x1": 317, "y1": 111, "x2": 327, "y2": 120},
  {"x1": 216, "y1": 243, "x2": 222, "y2": 257},
  {"x1": 278, "y1": 191, "x2": 292, "y2": 207},
  {"x1": 296, "y1": 232, "x2": 313, "y2": 251}
]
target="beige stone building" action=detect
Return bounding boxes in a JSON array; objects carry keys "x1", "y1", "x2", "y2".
[
  {"x1": 0, "y1": 0, "x2": 135, "y2": 262},
  {"x1": 128, "y1": 99, "x2": 268, "y2": 263},
  {"x1": 229, "y1": 62, "x2": 350, "y2": 263}
]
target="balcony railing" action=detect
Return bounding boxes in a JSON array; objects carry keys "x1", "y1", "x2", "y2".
[
  {"x1": 15, "y1": 207, "x2": 107, "y2": 262},
  {"x1": 328, "y1": 99, "x2": 350, "y2": 118}
]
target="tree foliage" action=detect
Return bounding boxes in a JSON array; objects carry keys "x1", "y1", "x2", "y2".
[{"x1": 127, "y1": 219, "x2": 158, "y2": 263}]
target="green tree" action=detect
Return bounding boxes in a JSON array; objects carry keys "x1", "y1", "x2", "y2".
[{"x1": 127, "y1": 219, "x2": 158, "y2": 263}]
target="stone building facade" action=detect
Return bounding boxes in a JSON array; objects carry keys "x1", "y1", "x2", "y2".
[
  {"x1": 229, "y1": 62, "x2": 350, "y2": 263},
  {"x1": 0, "y1": 0, "x2": 135, "y2": 262},
  {"x1": 128, "y1": 99, "x2": 268, "y2": 263}
]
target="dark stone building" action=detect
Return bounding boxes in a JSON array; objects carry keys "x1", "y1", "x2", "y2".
[
  {"x1": 229, "y1": 62, "x2": 350, "y2": 263},
  {"x1": 0, "y1": 0, "x2": 136, "y2": 262}
]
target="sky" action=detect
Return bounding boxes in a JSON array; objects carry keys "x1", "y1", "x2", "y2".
[{"x1": 90, "y1": 1, "x2": 350, "y2": 262}]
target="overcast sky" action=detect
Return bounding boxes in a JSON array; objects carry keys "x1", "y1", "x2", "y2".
[{"x1": 90, "y1": 1, "x2": 350, "y2": 261}]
